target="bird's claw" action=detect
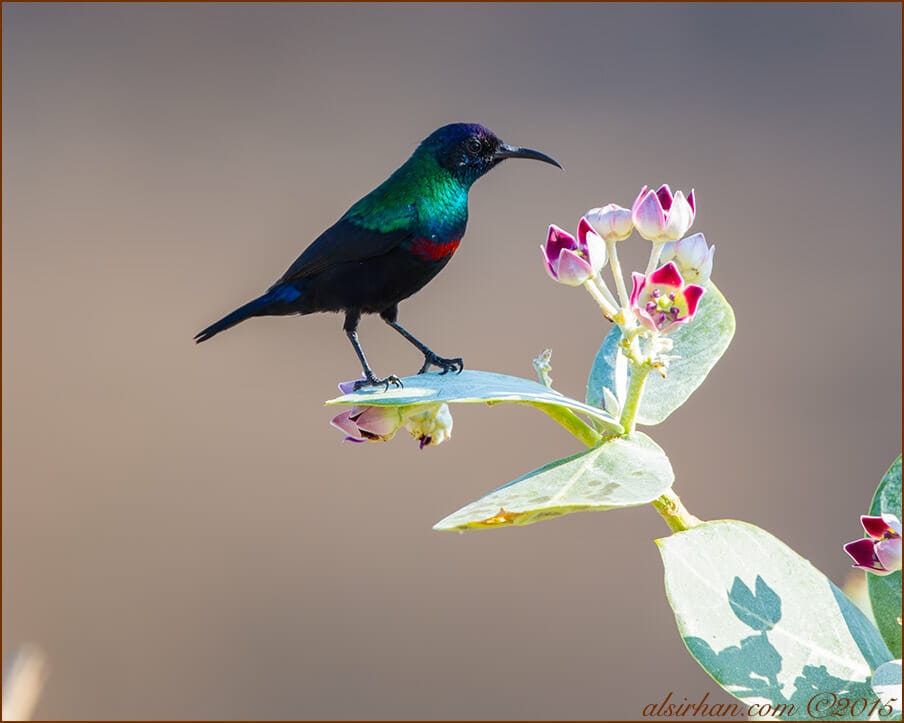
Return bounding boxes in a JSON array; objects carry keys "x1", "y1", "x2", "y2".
[
  {"x1": 353, "y1": 374, "x2": 403, "y2": 392},
  {"x1": 418, "y1": 353, "x2": 464, "y2": 376}
]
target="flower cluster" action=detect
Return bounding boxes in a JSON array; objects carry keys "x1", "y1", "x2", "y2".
[
  {"x1": 844, "y1": 513, "x2": 902, "y2": 576},
  {"x1": 541, "y1": 184, "x2": 714, "y2": 362}
]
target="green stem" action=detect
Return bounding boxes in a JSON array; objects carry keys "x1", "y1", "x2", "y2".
[
  {"x1": 652, "y1": 489, "x2": 703, "y2": 533},
  {"x1": 534, "y1": 405, "x2": 603, "y2": 447},
  {"x1": 618, "y1": 362, "x2": 650, "y2": 433}
]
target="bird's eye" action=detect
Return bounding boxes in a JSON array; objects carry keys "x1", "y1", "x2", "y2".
[{"x1": 466, "y1": 138, "x2": 482, "y2": 156}]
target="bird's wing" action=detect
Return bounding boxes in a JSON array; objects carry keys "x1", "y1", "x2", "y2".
[{"x1": 274, "y1": 205, "x2": 417, "y2": 285}]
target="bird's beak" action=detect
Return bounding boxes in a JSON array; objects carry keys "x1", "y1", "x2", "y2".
[{"x1": 493, "y1": 142, "x2": 563, "y2": 169}]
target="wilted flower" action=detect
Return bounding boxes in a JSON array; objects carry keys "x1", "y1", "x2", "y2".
[
  {"x1": 660, "y1": 233, "x2": 715, "y2": 285},
  {"x1": 631, "y1": 261, "x2": 705, "y2": 334},
  {"x1": 585, "y1": 203, "x2": 633, "y2": 242},
  {"x1": 404, "y1": 403, "x2": 453, "y2": 449},
  {"x1": 844, "y1": 513, "x2": 902, "y2": 576},
  {"x1": 330, "y1": 405, "x2": 405, "y2": 443},
  {"x1": 632, "y1": 184, "x2": 696, "y2": 243},
  {"x1": 541, "y1": 218, "x2": 607, "y2": 286},
  {"x1": 330, "y1": 387, "x2": 453, "y2": 449}
]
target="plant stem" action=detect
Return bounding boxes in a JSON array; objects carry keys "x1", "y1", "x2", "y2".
[
  {"x1": 652, "y1": 489, "x2": 703, "y2": 533},
  {"x1": 618, "y1": 362, "x2": 650, "y2": 433},
  {"x1": 582, "y1": 279, "x2": 619, "y2": 320},
  {"x1": 645, "y1": 241, "x2": 665, "y2": 275},
  {"x1": 605, "y1": 239, "x2": 631, "y2": 309},
  {"x1": 534, "y1": 405, "x2": 604, "y2": 447}
]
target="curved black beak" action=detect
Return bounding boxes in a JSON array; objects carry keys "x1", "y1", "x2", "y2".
[{"x1": 493, "y1": 142, "x2": 562, "y2": 169}]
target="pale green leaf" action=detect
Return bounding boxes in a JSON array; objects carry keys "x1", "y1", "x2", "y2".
[
  {"x1": 433, "y1": 432, "x2": 672, "y2": 530},
  {"x1": 587, "y1": 281, "x2": 735, "y2": 425},
  {"x1": 658, "y1": 521, "x2": 892, "y2": 717},
  {"x1": 868, "y1": 455, "x2": 902, "y2": 658},
  {"x1": 327, "y1": 369, "x2": 622, "y2": 435},
  {"x1": 871, "y1": 660, "x2": 902, "y2": 714}
]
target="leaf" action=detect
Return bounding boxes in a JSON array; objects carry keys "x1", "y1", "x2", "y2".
[
  {"x1": 871, "y1": 660, "x2": 902, "y2": 714},
  {"x1": 728, "y1": 576, "x2": 782, "y2": 632},
  {"x1": 433, "y1": 432, "x2": 672, "y2": 530},
  {"x1": 658, "y1": 521, "x2": 892, "y2": 717},
  {"x1": 867, "y1": 455, "x2": 902, "y2": 658},
  {"x1": 586, "y1": 281, "x2": 735, "y2": 425},
  {"x1": 327, "y1": 369, "x2": 622, "y2": 435}
]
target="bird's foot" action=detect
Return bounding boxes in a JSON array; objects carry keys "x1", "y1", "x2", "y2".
[
  {"x1": 418, "y1": 353, "x2": 464, "y2": 375},
  {"x1": 353, "y1": 373, "x2": 403, "y2": 392}
]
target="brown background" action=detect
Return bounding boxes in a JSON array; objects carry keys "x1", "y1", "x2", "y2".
[{"x1": 3, "y1": 3, "x2": 901, "y2": 719}]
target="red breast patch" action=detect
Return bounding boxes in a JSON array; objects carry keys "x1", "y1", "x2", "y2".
[{"x1": 410, "y1": 237, "x2": 461, "y2": 262}]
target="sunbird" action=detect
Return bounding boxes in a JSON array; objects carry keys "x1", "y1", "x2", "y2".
[{"x1": 195, "y1": 123, "x2": 561, "y2": 390}]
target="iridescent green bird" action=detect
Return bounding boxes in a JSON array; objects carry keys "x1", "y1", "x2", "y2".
[{"x1": 195, "y1": 123, "x2": 561, "y2": 389}]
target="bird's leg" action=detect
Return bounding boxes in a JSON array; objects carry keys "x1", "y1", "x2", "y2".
[
  {"x1": 343, "y1": 311, "x2": 402, "y2": 391},
  {"x1": 380, "y1": 307, "x2": 463, "y2": 375}
]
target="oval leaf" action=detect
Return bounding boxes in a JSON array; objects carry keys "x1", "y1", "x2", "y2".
[
  {"x1": 587, "y1": 281, "x2": 735, "y2": 425},
  {"x1": 433, "y1": 432, "x2": 673, "y2": 531},
  {"x1": 658, "y1": 521, "x2": 892, "y2": 717},
  {"x1": 327, "y1": 369, "x2": 622, "y2": 434},
  {"x1": 867, "y1": 455, "x2": 902, "y2": 658}
]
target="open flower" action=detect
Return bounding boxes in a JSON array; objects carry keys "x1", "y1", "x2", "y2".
[
  {"x1": 585, "y1": 203, "x2": 633, "y2": 242},
  {"x1": 541, "y1": 218, "x2": 607, "y2": 286},
  {"x1": 632, "y1": 184, "x2": 695, "y2": 243},
  {"x1": 844, "y1": 513, "x2": 902, "y2": 575},
  {"x1": 659, "y1": 233, "x2": 715, "y2": 285},
  {"x1": 631, "y1": 262, "x2": 705, "y2": 334}
]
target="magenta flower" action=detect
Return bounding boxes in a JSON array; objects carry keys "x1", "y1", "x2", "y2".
[
  {"x1": 541, "y1": 218, "x2": 607, "y2": 286},
  {"x1": 585, "y1": 203, "x2": 633, "y2": 242},
  {"x1": 844, "y1": 513, "x2": 902, "y2": 575},
  {"x1": 632, "y1": 184, "x2": 696, "y2": 243},
  {"x1": 630, "y1": 261, "x2": 705, "y2": 334}
]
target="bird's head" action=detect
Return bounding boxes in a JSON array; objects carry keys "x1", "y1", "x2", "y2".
[{"x1": 419, "y1": 123, "x2": 561, "y2": 185}]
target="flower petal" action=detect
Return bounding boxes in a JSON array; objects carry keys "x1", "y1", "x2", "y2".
[
  {"x1": 875, "y1": 538, "x2": 902, "y2": 573},
  {"x1": 631, "y1": 185, "x2": 649, "y2": 215},
  {"x1": 577, "y1": 218, "x2": 608, "y2": 275},
  {"x1": 682, "y1": 284, "x2": 706, "y2": 317},
  {"x1": 540, "y1": 245, "x2": 559, "y2": 280},
  {"x1": 354, "y1": 406, "x2": 403, "y2": 437},
  {"x1": 648, "y1": 261, "x2": 685, "y2": 289},
  {"x1": 862, "y1": 514, "x2": 896, "y2": 540},
  {"x1": 655, "y1": 184, "x2": 674, "y2": 210},
  {"x1": 882, "y1": 513, "x2": 902, "y2": 536},
  {"x1": 630, "y1": 271, "x2": 647, "y2": 307},
  {"x1": 662, "y1": 191, "x2": 693, "y2": 240},
  {"x1": 633, "y1": 188, "x2": 667, "y2": 241},
  {"x1": 554, "y1": 248, "x2": 594, "y2": 286},
  {"x1": 545, "y1": 224, "x2": 578, "y2": 261},
  {"x1": 337, "y1": 378, "x2": 362, "y2": 395},
  {"x1": 330, "y1": 410, "x2": 361, "y2": 438},
  {"x1": 844, "y1": 538, "x2": 884, "y2": 571},
  {"x1": 633, "y1": 306, "x2": 659, "y2": 332},
  {"x1": 687, "y1": 188, "x2": 696, "y2": 216}
]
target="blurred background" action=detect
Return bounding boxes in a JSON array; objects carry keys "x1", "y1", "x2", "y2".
[{"x1": 2, "y1": 3, "x2": 901, "y2": 719}]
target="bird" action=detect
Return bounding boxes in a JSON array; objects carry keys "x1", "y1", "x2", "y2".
[{"x1": 194, "y1": 123, "x2": 561, "y2": 390}]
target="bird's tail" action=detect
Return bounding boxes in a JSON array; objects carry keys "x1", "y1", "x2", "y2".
[{"x1": 194, "y1": 285, "x2": 301, "y2": 343}]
